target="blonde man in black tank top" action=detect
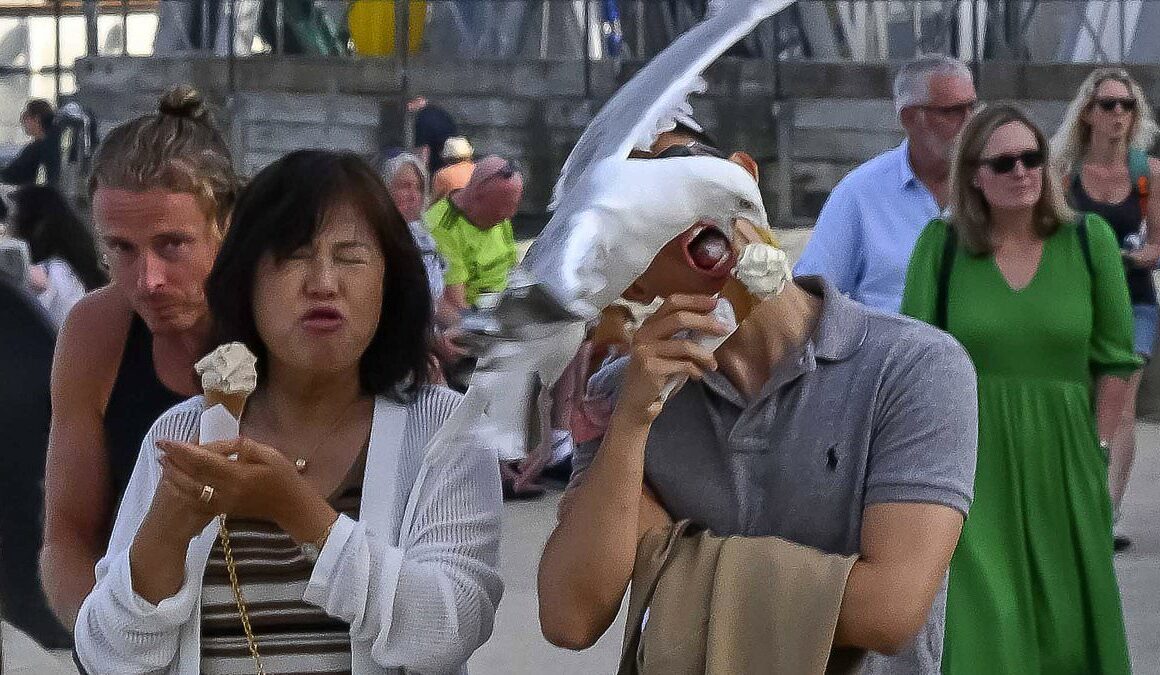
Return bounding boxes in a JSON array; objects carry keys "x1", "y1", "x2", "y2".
[{"x1": 40, "y1": 85, "x2": 239, "y2": 632}]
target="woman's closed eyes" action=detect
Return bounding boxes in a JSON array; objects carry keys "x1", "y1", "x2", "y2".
[{"x1": 283, "y1": 242, "x2": 375, "y2": 265}]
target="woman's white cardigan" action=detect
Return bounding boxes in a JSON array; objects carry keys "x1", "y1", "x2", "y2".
[{"x1": 75, "y1": 387, "x2": 504, "y2": 674}]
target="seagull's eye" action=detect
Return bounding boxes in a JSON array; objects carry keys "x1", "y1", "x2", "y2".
[{"x1": 739, "y1": 199, "x2": 755, "y2": 211}]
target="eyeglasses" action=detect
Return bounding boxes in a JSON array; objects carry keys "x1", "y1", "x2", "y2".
[
  {"x1": 652, "y1": 140, "x2": 728, "y2": 160},
  {"x1": 920, "y1": 101, "x2": 980, "y2": 118},
  {"x1": 978, "y1": 150, "x2": 1045, "y2": 174},
  {"x1": 1093, "y1": 97, "x2": 1137, "y2": 113}
]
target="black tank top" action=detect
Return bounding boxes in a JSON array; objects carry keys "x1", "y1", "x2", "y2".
[
  {"x1": 1070, "y1": 174, "x2": 1157, "y2": 306},
  {"x1": 103, "y1": 314, "x2": 185, "y2": 509}
]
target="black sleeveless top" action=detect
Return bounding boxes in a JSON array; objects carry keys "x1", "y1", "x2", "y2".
[
  {"x1": 1070, "y1": 175, "x2": 1157, "y2": 306},
  {"x1": 103, "y1": 314, "x2": 185, "y2": 509}
]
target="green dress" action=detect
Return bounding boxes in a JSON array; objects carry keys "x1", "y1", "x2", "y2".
[{"x1": 901, "y1": 215, "x2": 1138, "y2": 675}]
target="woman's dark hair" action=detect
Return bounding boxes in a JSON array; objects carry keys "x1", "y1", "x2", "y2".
[
  {"x1": 23, "y1": 99, "x2": 54, "y2": 133},
  {"x1": 9, "y1": 185, "x2": 107, "y2": 291},
  {"x1": 206, "y1": 150, "x2": 432, "y2": 399}
]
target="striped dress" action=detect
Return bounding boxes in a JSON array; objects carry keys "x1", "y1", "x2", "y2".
[{"x1": 200, "y1": 452, "x2": 368, "y2": 675}]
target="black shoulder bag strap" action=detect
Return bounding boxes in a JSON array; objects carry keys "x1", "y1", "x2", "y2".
[
  {"x1": 1076, "y1": 213, "x2": 1094, "y2": 277},
  {"x1": 935, "y1": 225, "x2": 958, "y2": 331}
]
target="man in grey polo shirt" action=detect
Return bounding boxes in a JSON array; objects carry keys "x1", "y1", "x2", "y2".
[{"x1": 539, "y1": 267, "x2": 978, "y2": 672}]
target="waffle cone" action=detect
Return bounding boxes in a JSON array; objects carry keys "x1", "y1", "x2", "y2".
[
  {"x1": 721, "y1": 277, "x2": 758, "y2": 324},
  {"x1": 205, "y1": 391, "x2": 249, "y2": 419}
]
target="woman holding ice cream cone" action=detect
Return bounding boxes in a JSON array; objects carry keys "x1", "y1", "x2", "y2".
[{"x1": 74, "y1": 150, "x2": 503, "y2": 674}]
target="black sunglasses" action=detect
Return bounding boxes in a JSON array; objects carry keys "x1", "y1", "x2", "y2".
[
  {"x1": 653, "y1": 140, "x2": 728, "y2": 160},
  {"x1": 978, "y1": 150, "x2": 1045, "y2": 174},
  {"x1": 1094, "y1": 97, "x2": 1137, "y2": 113}
]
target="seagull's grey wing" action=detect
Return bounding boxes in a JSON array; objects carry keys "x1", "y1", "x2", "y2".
[{"x1": 549, "y1": 0, "x2": 795, "y2": 210}]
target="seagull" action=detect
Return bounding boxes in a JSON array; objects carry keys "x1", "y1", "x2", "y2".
[{"x1": 399, "y1": 0, "x2": 795, "y2": 529}]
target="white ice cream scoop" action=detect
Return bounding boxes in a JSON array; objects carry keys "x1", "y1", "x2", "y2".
[
  {"x1": 195, "y1": 342, "x2": 258, "y2": 420},
  {"x1": 734, "y1": 242, "x2": 792, "y2": 300}
]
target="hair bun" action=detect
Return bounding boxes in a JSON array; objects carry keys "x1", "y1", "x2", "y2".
[{"x1": 157, "y1": 85, "x2": 209, "y2": 122}]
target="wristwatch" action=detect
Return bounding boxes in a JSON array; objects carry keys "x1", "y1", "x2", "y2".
[{"x1": 300, "y1": 519, "x2": 337, "y2": 563}]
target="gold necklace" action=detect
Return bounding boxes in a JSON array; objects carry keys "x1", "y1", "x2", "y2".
[
  {"x1": 291, "y1": 396, "x2": 365, "y2": 474},
  {"x1": 243, "y1": 395, "x2": 365, "y2": 474}
]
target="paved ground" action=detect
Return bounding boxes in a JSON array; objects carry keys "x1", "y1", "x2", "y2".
[
  {"x1": 471, "y1": 432, "x2": 1160, "y2": 675},
  {"x1": 4, "y1": 424, "x2": 1157, "y2": 673}
]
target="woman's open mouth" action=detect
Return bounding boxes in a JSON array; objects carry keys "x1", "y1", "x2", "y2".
[
  {"x1": 683, "y1": 221, "x2": 736, "y2": 278},
  {"x1": 301, "y1": 306, "x2": 346, "y2": 333}
]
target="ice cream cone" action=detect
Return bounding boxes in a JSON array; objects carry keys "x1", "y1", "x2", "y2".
[
  {"x1": 721, "y1": 277, "x2": 758, "y2": 324},
  {"x1": 205, "y1": 390, "x2": 249, "y2": 420},
  {"x1": 195, "y1": 342, "x2": 259, "y2": 421}
]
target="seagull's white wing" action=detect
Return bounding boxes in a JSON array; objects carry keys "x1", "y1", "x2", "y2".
[
  {"x1": 525, "y1": 155, "x2": 764, "y2": 319},
  {"x1": 549, "y1": 0, "x2": 794, "y2": 210},
  {"x1": 410, "y1": 1, "x2": 791, "y2": 485}
]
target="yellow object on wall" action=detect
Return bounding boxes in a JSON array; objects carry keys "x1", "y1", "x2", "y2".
[{"x1": 349, "y1": 0, "x2": 427, "y2": 55}]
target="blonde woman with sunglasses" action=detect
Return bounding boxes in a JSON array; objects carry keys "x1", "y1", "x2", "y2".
[
  {"x1": 1052, "y1": 68, "x2": 1160, "y2": 552},
  {"x1": 902, "y1": 104, "x2": 1136, "y2": 674}
]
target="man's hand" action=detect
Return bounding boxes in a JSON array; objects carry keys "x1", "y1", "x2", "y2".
[
  {"x1": 435, "y1": 325, "x2": 471, "y2": 361},
  {"x1": 615, "y1": 294, "x2": 727, "y2": 424}
]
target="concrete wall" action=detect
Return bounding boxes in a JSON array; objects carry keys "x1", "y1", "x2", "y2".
[{"x1": 72, "y1": 56, "x2": 1160, "y2": 230}]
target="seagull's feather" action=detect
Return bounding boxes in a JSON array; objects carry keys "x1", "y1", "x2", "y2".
[{"x1": 550, "y1": 0, "x2": 794, "y2": 210}]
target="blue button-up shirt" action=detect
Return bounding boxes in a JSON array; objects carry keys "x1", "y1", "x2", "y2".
[{"x1": 794, "y1": 141, "x2": 941, "y2": 313}]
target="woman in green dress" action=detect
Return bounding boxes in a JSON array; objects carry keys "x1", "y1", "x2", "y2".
[{"x1": 901, "y1": 104, "x2": 1137, "y2": 674}]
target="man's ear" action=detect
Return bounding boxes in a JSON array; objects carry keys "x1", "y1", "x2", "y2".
[
  {"x1": 729, "y1": 152, "x2": 760, "y2": 182},
  {"x1": 899, "y1": 107, "x2": 918, "y2": 130}
]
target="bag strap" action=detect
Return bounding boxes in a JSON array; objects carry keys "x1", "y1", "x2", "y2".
[
  {"x1": 935, "y1": 224, "x2": 958, "y2": 331},
  {"x1": 1077, "y1": 213, "x2": 1094, "y2": 278},
  {"x1": 616, "y1": 520, "x2": 699, "y2": 675},
  {"x1": 1129, "y1": 147, "x2": 1151, "y2": 215}
]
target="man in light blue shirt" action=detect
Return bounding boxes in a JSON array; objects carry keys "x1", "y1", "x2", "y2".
[{"x1": 795, "y1": 55, "x2": 978, "y2": 313}]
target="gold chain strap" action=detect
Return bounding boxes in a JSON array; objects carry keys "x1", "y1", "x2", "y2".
[{"x1": 217, "y1": 514, "x2": 266, "y2": 675}]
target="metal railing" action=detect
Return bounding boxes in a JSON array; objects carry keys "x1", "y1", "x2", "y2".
[{"x1": 0, "y1": 0, "x2": 1152, "y2": 106}]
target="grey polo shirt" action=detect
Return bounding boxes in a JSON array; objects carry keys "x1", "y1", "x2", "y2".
[{"x1": 570, "y1": 276, "x2": 979, "y2": 674}]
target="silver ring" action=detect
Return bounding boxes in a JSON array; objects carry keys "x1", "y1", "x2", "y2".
[{"x1": 199, "y1": 484, "x2": 215, "y2": 504}]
